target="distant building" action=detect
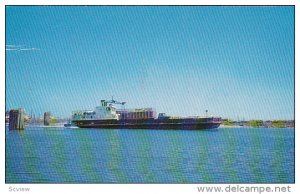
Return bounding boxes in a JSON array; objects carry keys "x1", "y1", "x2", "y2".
[
  {"x1": 9, "y1": 108, "x2": 25, "y2": 130},
  {"x1": 44, "y1": 112, "x2": 51, "y2": 126},
  {"x1": 263, "y1": 120, "x2": 272, "y2": 128},
  {"x1": 285, "y1": 120, "x2": 295, "y2": 128}
]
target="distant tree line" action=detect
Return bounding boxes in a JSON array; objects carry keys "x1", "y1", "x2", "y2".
[
  {"x1": 222, "y1": 119, "x2": 293, "y2": 128},
  {"x1": 248, "y1": 120, "x2": 263, "y2": 128}
]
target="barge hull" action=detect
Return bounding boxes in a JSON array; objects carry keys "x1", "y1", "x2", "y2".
[{"x1": 72, "y1": 118, "x2": 221, "y2": 130}]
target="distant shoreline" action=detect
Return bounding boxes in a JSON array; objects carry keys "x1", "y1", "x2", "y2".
[{"x1": 219, "y1": 124, "x2": 294, "y2": 129}]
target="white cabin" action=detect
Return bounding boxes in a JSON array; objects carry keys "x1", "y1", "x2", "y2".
[{"x1": 72, "y1": 100, "x2": 119, "y2": 120}]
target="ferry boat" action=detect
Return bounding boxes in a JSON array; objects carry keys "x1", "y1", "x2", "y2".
[{"x1": 71, "y1": 99, "x2": 221, "y2": 130}]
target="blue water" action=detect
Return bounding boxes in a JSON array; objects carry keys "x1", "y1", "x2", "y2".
[{"x1": 5, "y1": 126, "x2": 294, "y2": 183}]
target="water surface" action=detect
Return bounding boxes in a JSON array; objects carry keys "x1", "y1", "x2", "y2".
[{"x1": 5, "y1": 126, "x2": 294, "y2": 183}]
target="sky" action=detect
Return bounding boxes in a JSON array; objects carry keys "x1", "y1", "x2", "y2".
[{"x1": 5, "y1": 6, "x2": 294, "y2": 120}]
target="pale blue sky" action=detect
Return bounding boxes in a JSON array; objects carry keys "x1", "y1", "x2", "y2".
[{"x1": 6, "y1": 6, "x2": 294, "y2": 120}]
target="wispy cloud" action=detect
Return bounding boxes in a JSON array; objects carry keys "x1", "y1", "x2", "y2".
[{"x1": 6, "y1": 45, "x2": 40, "y2": 51}]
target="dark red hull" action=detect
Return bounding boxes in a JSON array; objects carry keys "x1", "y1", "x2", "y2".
[{"x1": 72, "y1": 117, "x2": 221, "y2": 130}]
